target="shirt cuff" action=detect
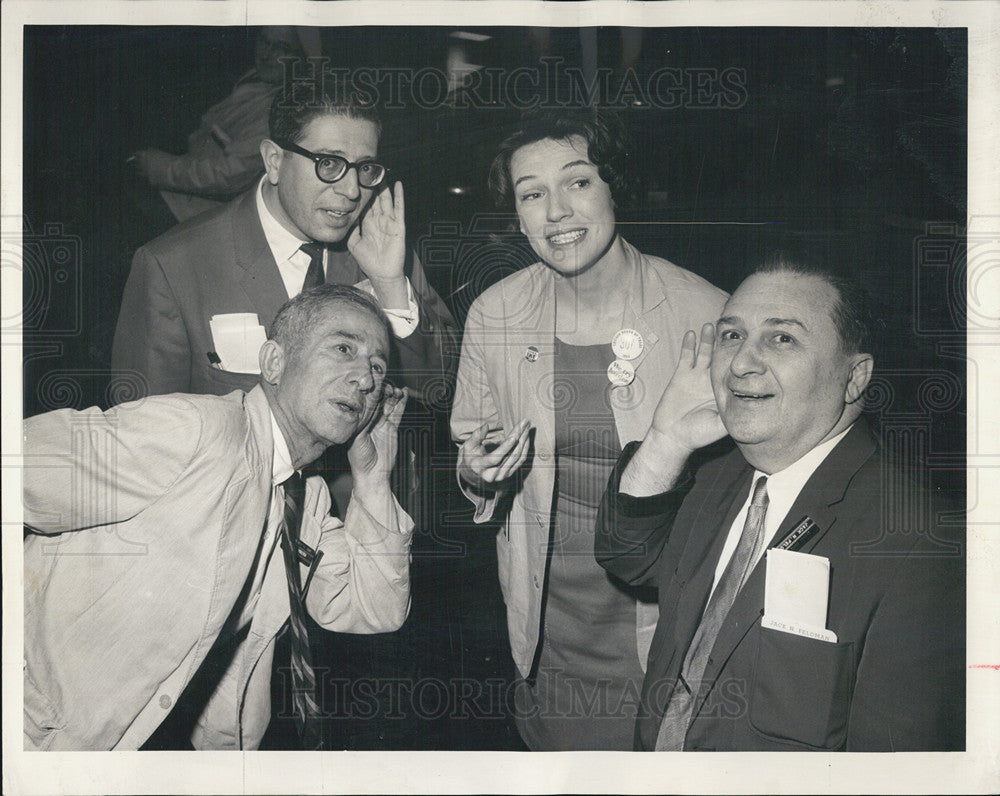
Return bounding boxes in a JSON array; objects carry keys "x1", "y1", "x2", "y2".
[
  {"x1": 355, "y1": 277, "x2": 420, "y2": 339},
  {"x1": 612, "y1": 440, "x2": 697, "y2": 518}
]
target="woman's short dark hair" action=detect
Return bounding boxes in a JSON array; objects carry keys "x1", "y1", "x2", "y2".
[
  {"x1": 268, "y1": 81, "x2": 382, "y2": 147},
  {"x1": 488, "y1": 109, "x2": 636, "y2": 208}
]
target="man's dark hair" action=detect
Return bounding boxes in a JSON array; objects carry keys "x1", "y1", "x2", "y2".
[
  {"x1": 752, "y1": 254, "x2": 880, "y2": 357},
  {"x1": 488, "y1": 108, "x2": 637, "y2": 208},
  {"x1": 268, "y1": 83, "x2": 382, "y2": 147},
  {"x1": 269, "y1": 284, "x2": 390, "y2": 358}
]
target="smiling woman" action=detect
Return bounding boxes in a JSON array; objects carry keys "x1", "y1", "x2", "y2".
[{"x1": 450, "y1": 109, "x2": 730, "y2": 751}]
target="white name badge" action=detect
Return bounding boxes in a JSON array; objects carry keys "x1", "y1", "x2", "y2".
[
  {"x1": 612, "y1": 328, "x2": 644, "y2": 361},
  {"x1": 607, "y1": 358, "x2": 636, "y2": 387}
]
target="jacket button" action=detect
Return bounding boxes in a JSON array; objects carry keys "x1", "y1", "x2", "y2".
[
  {"x1": 159, "y1": 695, "x2": 172, "y2": 710},
  {"x1": 537, "y1": 452, "x2": 550, "y2": 461}
]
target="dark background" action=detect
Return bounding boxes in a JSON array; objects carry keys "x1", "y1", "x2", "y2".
[{"x1": 21, "y1": 25, "x2": 967, "y2": 750}]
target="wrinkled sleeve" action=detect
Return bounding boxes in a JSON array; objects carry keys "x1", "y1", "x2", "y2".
[
  {"x1": 23, "y1": 399, "x2": 202, "y2": 533},
  {"x1": 594, "y1": 441, "x2": 695, "y2": 589},
  {"x1": 143, "y1": 88, "x2": 272, "y2": 199},
  {"x1": 301, "y1": 475, "x2": 414, "y2": 633}
]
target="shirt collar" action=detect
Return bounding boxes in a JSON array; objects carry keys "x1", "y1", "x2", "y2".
[
  {"x1": 255, "y1": 176, "x2": 310, "y2": 265},
  {"x1": 268, "y1": 407, "x2": 295, "y2": 486},
  {"x1": 752, "y1": 424, "x2": 854, "y2": 537}
]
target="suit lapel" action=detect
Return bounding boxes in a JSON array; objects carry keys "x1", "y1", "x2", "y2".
[
  {"x1": 231, "y1": 191, "x2": 290, "y2": 331},
  {"x1": 692, "y1": 422, "x2": 879, "y2": 716},
  {"x1": 672, "y1": 463, "x2": 754, "y2": 653},
  {"x1": 503, "y1": 265, "x2": 557, "y2": 456}
]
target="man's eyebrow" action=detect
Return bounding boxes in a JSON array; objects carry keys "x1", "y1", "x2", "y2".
[
  {"x1": 327, "y1": 329, "x2": 361, "y2": 342},
  {"x1": 715, "y1": 316, "x2": 809, "y2": 331},
  {"x1": 763, "y1": 317, "x2": 809, "y2": 331},
  {"x1": 326, "y1": 330, "x2": 388, "y2": 358},
  {"x1": 513, "y1": 159, "x2": 593, "y2": 188}
]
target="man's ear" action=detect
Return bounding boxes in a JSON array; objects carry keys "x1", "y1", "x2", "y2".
[
  {"x1": 259, "y1": 339, "x2": 286, "y2": 385},
  {"x1": 844, "y1": 353, "x2": 874, "y2": 405},
  {"x1": 260, "y1": 139, "x2": 284, "y2": 185}
]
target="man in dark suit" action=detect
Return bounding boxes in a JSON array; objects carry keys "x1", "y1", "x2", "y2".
[
  {"x1": 112, "y1": 87, "x2": 457, "y2": 404},
  {"x1": 596, "y1": 258, "x2": 964, "y2": 751}
]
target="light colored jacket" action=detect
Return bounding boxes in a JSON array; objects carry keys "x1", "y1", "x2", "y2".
[
  {"x1": 154, "y1": 72, "x2": 279, "y2": 222},
  {"x1": 23, "y1": 386, "x2": 412, "y2": 750},
  {"x1": 451, "y1": 239, "x2": 727, "y2": 677}
]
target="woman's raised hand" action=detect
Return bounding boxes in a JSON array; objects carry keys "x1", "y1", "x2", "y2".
[{"x1": 457, "y1": 419, "x2": 532, "y2": 491}]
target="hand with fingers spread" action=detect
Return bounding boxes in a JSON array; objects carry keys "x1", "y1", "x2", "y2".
[
  {"x1": 349, "y1": 384, "x2": 409, "y2": 489},
  {"x1": 457, "y1": 419, "x2": 533, "y2": 492},
  {"x1": 622, "y1": 323, "x2": 727, "y2": 496},
  {"x1": 348, "y1": 181, "x2": 409, "y2": 308}
]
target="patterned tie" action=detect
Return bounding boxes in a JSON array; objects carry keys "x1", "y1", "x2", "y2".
[
  {"x1": 279, "y1": 472, "x2": 323, "y2": 750},
  {"x1": 299, "y1": 242, "x2": 325, "y2": 292},
  {"x1": 655, "y1": 475, "x2": 769, "y2": 751}
]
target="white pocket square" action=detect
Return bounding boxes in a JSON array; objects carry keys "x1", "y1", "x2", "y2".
[{"x1": 209, "y1": 313, "x2": 266, "y2": 374}]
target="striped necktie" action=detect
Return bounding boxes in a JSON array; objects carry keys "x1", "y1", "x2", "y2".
[
  {"x1": 279, "y1": 472, "x2": 322, "y2": 750},
  {"x1": 655, "y1": 475, "x2": 769, "y2": 751},
  {"x1": 299, "y1": 242, "x2": 325, "y2": 292}
]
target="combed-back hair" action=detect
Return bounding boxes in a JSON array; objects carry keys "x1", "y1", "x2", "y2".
[
  {"x1": 269, "y1": 283, "x2": 390, "y2": 358},
  {"x1": 269, "y1": 80, "x2": 382, "y2": 147},
  {"x1": 488, "y1": 108, "x2": 637, "y2": 208},
  {"x1": 751, "y1": 250, "x2": 881, "y2": 358}
]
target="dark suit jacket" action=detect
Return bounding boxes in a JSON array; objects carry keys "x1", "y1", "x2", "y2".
[
  {"x1": 112, "y1": 189, "x2": 458, "y2": 403},
  {"x1": 596, "y1": 421, "x2": 965, "y2": 751}
]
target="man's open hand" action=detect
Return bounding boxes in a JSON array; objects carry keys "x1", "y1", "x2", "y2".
[
  {"x1": 621, "y1": 323, "x2": 727, "y2": 496},
  {"x1": 349, "y1": 384, "x2": 408, "y2": 483}
]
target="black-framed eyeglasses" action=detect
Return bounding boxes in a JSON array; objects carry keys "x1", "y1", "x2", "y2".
[{"x1": 277, "y1": 140, "x2": 387, "y2": 188}]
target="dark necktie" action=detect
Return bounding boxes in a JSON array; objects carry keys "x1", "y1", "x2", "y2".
[
  {"x1": 299, "y1": 242, "x2": 325, "y2": 292},
  {"x1": 279, "y1": 472, "x2": 322, "y2": 750},
  {"x1": 655, "y1": 475, "x2": 770, "y2": 751}
]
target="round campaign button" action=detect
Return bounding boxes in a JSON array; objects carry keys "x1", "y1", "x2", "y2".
[
  {"x1": 607, "y1": 358, "x2": 636, "y2": 387},
  {"x1": 611, "y1": 328, "x2": 644, "y2": 361}
]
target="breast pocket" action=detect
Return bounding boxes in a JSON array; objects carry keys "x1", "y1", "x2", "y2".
[{"x1": 748, "y1": 627, "x2": 856, "y2": 750}]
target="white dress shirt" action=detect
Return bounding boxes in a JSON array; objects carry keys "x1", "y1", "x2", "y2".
[
  {"x1": 255, "y1": 178, "x2": 419, "y2": 338},
  {"x1": 708, "y1": 425, "x2": 853, "y2": 600}
]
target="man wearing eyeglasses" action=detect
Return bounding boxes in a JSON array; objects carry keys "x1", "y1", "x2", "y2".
[{"x1": 112, "y1": 88, "x2": 457, "y2": 405}]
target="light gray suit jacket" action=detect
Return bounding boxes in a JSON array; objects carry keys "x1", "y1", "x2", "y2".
[{"x1": 24, "y1": 386, "x2": 413, "y2": 750}]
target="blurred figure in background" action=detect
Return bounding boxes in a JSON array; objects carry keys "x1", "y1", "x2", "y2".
[
  {"x1": 129, "y1": 26, "x2": 318, "y2": 228},
  {"x1": 450, "y1": 109, "x2": 727, "y2": 750}
]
